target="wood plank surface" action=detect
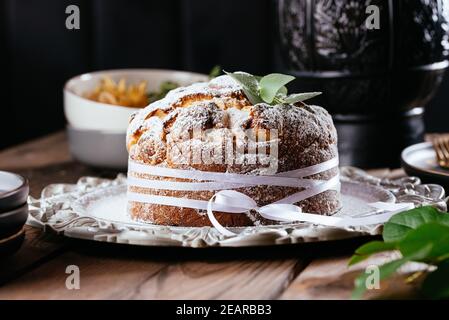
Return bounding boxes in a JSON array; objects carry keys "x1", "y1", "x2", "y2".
[
  {"x1": 0, "y1": 252, "x2": 168, "y2": 300},
  {"x1": 149, "y1": 259, "x2": 303, "y2": 300},
  {"x1": 0, "y1": 253, "x2": 303, "y2": 299},
  {"x1": 280, "y1": 253, "x2": 424, "y2": 300},
  {"x1": 0, "y1": 131, "x2": 123, "y2": 198},
  {"x1": 0, "y1": 132, "x2": 308, "y2": 300},
  {"x1": 0, "y1": 132, "x2": 70, "y2": 171},
  {"x1": 0, "y1": 131, "x2": 427, "y2": 300},
  {"x1": 0, "y1": 226, "x2": 65, "y2": 286}
]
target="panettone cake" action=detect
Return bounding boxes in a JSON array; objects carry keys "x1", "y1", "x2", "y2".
[{"x1": 126, "y1": 73, "x2": 340, "y2": 227}]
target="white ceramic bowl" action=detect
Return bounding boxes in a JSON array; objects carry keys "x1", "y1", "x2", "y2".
[
  {"x1": 67, "y1": 126, "x2": 128, "y2": 169},
  {"x1": 64, "y1": 69, "x2": 209, "y2": 132}
]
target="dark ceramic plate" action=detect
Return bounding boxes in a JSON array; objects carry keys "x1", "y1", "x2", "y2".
[
  {"x1": 0, "y1": 228, "x2": 25, "y2": 257},
  {"x1": 0, "y1": 203, "x2": 29, "y2": 239},
  {"x1": 401, "y1": 142, "x2": 449, "y2": 188},
  {"x1": 0, "y1": 171, "x2": 29, "y2": 212}
]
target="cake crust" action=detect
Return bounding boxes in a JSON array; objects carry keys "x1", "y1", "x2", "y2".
[{"x1": 127, "y1": 75, "x2": 340, "y2": 227}]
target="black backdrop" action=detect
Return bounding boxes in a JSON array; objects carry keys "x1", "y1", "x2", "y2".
[{"x1": 0, "y1": 0, "x2": 448, "y2": 150}]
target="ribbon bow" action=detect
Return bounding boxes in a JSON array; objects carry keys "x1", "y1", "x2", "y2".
[{"x1": 207, "y1": 190, "x2": 414, "y2": 237}]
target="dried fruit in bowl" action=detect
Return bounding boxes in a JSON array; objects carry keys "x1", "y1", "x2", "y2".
[{"x1": 84, "y1": 76, "x2": 149, "y2": 108}]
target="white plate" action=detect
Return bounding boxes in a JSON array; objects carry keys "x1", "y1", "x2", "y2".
[
  {"x1": 27, "y1": 175, "x2": 401, "y2": 248},
  {"x1": 73, "y1": 182, "x2": 394, "y2": 229}
]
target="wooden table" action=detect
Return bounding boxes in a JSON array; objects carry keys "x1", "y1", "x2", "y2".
[{"x1": 0, "y1": 132, "x2": 422, "y2": 300}]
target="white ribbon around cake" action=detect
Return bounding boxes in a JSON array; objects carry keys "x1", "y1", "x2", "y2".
[{"x1": 127, "y1": 158, "x2": 414, "y2": 237}]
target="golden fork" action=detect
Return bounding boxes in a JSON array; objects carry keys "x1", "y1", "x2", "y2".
[{"x1": 432, "y1": 135, "x2": 449, "y2": 169}]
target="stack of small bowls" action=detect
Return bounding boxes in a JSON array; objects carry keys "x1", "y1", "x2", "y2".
[{"x1": 0, "y1": 171, "x2": 29, "y2": 256}]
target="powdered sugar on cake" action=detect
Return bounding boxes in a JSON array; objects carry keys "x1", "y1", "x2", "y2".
[
  {"x1": 127, "y1": 75, "x2": 337, "y2": 173},
  {"x1": 126, "y1": 75, "x2": 340, "y2": 227},
  {"x1": 127, "y1": 75, "x2": 244, "y2": 143}
]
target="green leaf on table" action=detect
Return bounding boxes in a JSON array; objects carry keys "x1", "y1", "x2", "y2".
[
  {"x1": 398, "y1": 222, "x2": 449, "y2": 261},
  {"x1": 421, "y1": 258, "x2": 449, "y2": 299},
  {"x1": 383, "y1": 206, "x2": 449, "y2": 243},
  {"x1": 224, "y1": 71, "x2": 263, "y2": 105},
  {"x1": 284, "y1": 92, "x2": 322, "y2": 104},
  {"x1": 349, "y1": 241, "x2": 397, "y2": 266},
  {"x1": 351, "y1": 244, "x2": 433, "y2": 300},
  {"x1": 259, "y1": 73, "x2": 295, "y2": 104}
]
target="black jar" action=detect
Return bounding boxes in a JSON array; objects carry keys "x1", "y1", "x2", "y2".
[{"x1": 277, "y1": 0, "x2": 449, "y2": 168}]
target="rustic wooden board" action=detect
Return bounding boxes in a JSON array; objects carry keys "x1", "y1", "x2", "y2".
[
  {"x1": 0, "y1": 131, "x2": 424, "y2": 299},
  {"x1": 0, "y1": 252, "x2": 168, "y2": 299},
  {"x1": 280, "y1": 253, "x2": 424, "y2": 300},
  {"x1": 0, "y1": 131, "x2": 123, "y2": 198},
  {"x1": 0, "y1": 252, "x2": 304, "y2": 300},
  {"x1": 141, "y1": 259, "x2": 304, "y2": 300},
  {"x1": 0, "y1": 132, "x2": 70, "y2": 171},
  {"x1": 0, "y1": 226, "x2": 65, "y2": 286}
]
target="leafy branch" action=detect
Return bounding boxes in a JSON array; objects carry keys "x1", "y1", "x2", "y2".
[
  {"x1": 350, "y1": 206, "x2": 449, "y2": 300},
  {"x1": 224, "y1": 71, "x2": 321, "y2": 105}
]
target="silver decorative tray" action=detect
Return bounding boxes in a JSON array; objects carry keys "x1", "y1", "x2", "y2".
[{"x1": 27, "y1": 167, "x2": 447, "y2": 248}]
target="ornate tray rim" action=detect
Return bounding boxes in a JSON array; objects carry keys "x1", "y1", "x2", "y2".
[{"x1": 26, "y1": 167, "x2": 447, "y2": 248}]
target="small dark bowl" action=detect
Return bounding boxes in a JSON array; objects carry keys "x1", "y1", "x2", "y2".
[
  {"x1": 0, "y1": 203, "x2": 29, "y2": 240},
  {"x1": 0, "y1": 171, "x2": 29, "y2": 212},
  {"x1": 0, "y1": 228, "x2": 25, "y2": 257}
]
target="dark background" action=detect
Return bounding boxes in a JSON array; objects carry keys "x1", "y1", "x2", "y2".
[{"x1": 0, "y1": 0, "x2": 448, "y2": 150}]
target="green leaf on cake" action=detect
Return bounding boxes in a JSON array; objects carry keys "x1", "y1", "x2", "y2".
[
  {"x1": 284, "y1": 92, "x2": 322, "y2": 104},
  {"x1": 276, "y1": 85, "x2": 288, "y2": 97},
  {"x1": 224, "y1": 70, "x2": 321, "y2": 106},
  {"x1": 224, "y1": 71, "x2": 263, "y2": 105},
  {"x1": 259, "y1": 73, "x2": 295, "y2": 103},
  {"x1": 209, "y1": 65, "x2": 222, "y2": 79}
]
